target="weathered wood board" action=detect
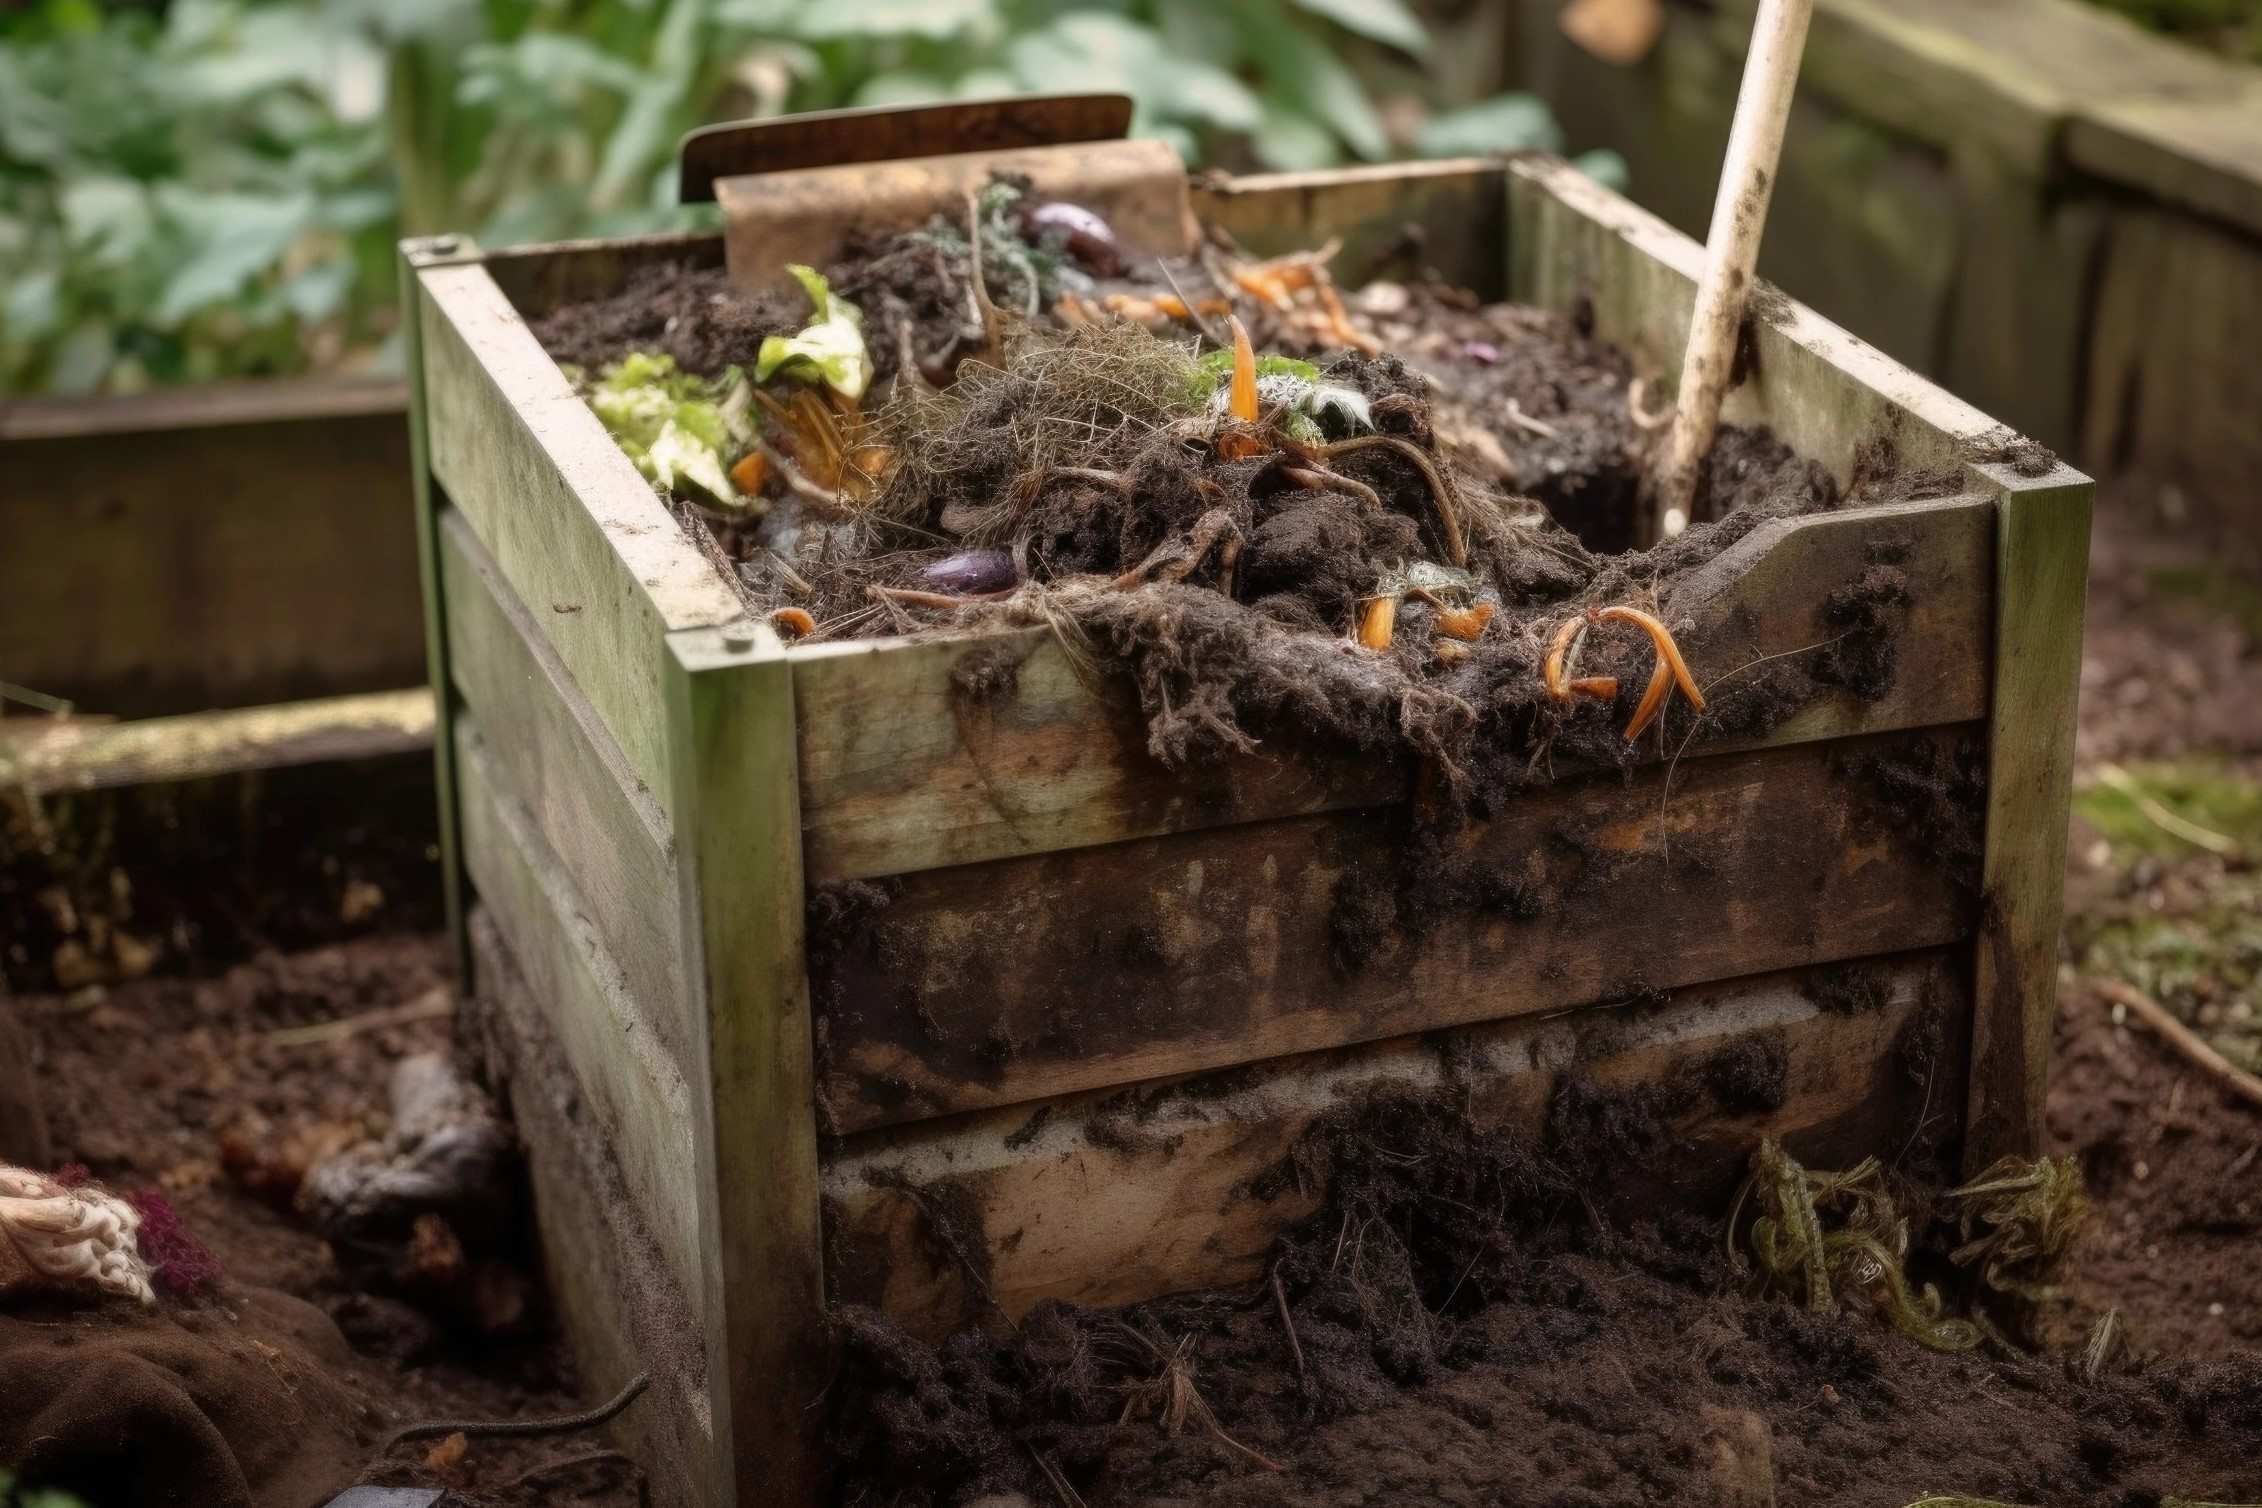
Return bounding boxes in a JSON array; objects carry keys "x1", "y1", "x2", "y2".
[
  {"x1": 0, "y1": 380, "x2": 420, "y2": 718},
  {"x1": 827, "y1": 949, "x2": 1970, "y2": 1334},
  {"x1": 418, "y1": 262, "x2": 744, "y2": 819},
  {"x1": 439, "y1": 508, "x2": 690, "y2": 1066},
  {"x1": 471, "y1": 912, "x2": 712, "y2": 1508},
  {"x1": 453, "y1": 717, "x2": 703, "y2": 1305},
  {"x1": 814, "y1": 724, "x2": 1981, "y2": 1133},
  {"x1": 794, "y1": 494, "x2": 1994, "y2": 884}
]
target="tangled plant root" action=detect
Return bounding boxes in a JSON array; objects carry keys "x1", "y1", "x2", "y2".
[{"x1": 1728, "y1": 1139, "x2": 2089, "y2": 1354}]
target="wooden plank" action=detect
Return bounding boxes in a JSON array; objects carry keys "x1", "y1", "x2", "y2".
[
  {"x1": 2080, "y1": 207, "x2": 2262, "y2": 498},
  {"x1": 1506, "y1": 155, "x2": 2007, "y2": 486},
  {"x1": 1191, "y1": 159, "x2": 1510, "y2": 298},
  {"x1": 1, "y1": 690, "x2": 432, "y2": 796},
  {"x1": 794, "y1": 496, "x2": 1992, "y2": 883},
  {"x1": 816, "y1": 723, "x2": 1982, "y2": 1134},
  {"x1": 453, "y1": 716, "x2": 703, "y2": 1305},
  {"x1": 2070, "y1": 81, "x2": 2262, "y2": 242},
  {"x1": 825, "y1": 949, "x2": 1970, "y2": 1334},
  {"x1": 1966, "y1": 466, "x2": 2092, "y2": 1171},
  {"x1": 416, "y1": 260, "x2": 745, "y2": 819},
  {"x1": 402, "y1": 237, "x2": 474, "y2": 979},
  {"x1": 662, "y1": 627, "x2": 824, "y2": 1508},
  {"x1": 0, "y1": 391, "x2": 419, "y2": 718},
  {"x1": 481, "y1": 229, "x2": 724, "y2": 322},
  {"x1": 0, "y1": 375, "x2": 404, "y2": 442},
  {"x1": 1714, "y1": 0, "x2": 2235, "y2": 178},
  {"x1": 791, "y1": 627, "x2": 1399, "y2": 884},
  {"x1": 438, "y1": 509, "x2": 689, "y2": 1070},
  {"x1": 471, "y1": 910, "x2": 714, "y2": 1508}
]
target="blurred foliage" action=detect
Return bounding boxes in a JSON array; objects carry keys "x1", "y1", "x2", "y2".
[
  {"x1": 2086, "y1": 0, "x2": 2262, "y2": 60},
  {"x1": 0, "y1": 0, "x2": 1613, "y2": 396}
]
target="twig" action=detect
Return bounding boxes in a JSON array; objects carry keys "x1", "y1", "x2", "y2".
[
  {"x1": 1648, "y1": 0, "x2": 1814, "y2": 540},
  {"x1": 509, "y1": 1448, "x2": 643, "y2": 1501},
  {"x1": 1158, "y1": 259, "x2": 1226, "y2": 348},
  {"x1": 381, "y1": 1372, "x2": 650, "y2": 1451},
  {"x1": 1270, "y1": 1268, "x2": 1307, "y2": 1383},
  {"x1": 1029, "y1": 1446, "x2": 1088, "y2": 1508},
  {"x1": 2093, "y1": 763, "x2": 2240, "y2": 855},
  {"x1": 966, "y1": 190, "x2": 1003, "y2": 366},
  {"x1": 2091, "y1": 977, "x2": 2262, "y2": 1112},
  {"x1": 1502, "y1": 399, "x2": 1558, "y2": 440},
  {"x1": 262, "y1": 988, "x2": 452, "y2": 1049},
  {"x1": 0, "y1": 681, "x2": 73, "y2": 716}
]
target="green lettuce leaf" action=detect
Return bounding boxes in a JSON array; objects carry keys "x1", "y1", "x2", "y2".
[{"x1": 754, "y1": 263, "x2": 874, "y2": 401}]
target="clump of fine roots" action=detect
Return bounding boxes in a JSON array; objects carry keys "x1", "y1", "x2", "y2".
[
  {"x1": 1728, "y1": 1138, "x2": 2088, "y2": 1352},
  {"x1": 764, "y1": 310, "x2": 1677, "y2": 795}
]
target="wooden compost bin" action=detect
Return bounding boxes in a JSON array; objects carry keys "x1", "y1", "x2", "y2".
[{"x1": 401, "y1": 152, "x2": 2091, "y2": 1507}]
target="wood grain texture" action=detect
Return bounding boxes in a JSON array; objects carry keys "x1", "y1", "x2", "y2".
[
  {"x1": 417, "y1": 260, "x2": 744, "y2": 819},
  {"x1": 0, "y1": 689, "x2": 433, "y2": 796},
  {"x1": 403, "y1": 241, "x2": 474, "y2": 979},
  {"x1": 1966, "y1": 468, "x2": 2092, "y2": 1171},
  {"x1": 662, "y1": 628, "x2": 825, "y2": 1508},
  {"x1": 0, "y1": 388, "x2": 418, "y2": 718},
  {"x1": 1714, "y1": 0, "x2": 2236, "y2": 176},
  {"x1": 453, "y1": 717, "x2": 703, "y2": 1306},
  {"x1": 471, "y1": 910, "x2": 714, "y2": 1508},
  {"x1": 825, "y1": 949, "x2": 1970, "y2": 1334},
  {"x1": 1192, "y1": 159, "x2": 1510, "y2": 298},
  {"x1": 2081, "y1": 207, "x2": 2262, "y2": 498},
  {"x1": 815, "y1": 724, "x2": 1982, "y2": 1134},
  {"x1": 794, "y1": 496, "x2": 1992, "y2": 884},
  {"x1": 439, "y1": 509, "x2": 689, "y2": 1070},
  {"x1": 1506, "y1": 155, "x2": 2005, "y2": 487}
]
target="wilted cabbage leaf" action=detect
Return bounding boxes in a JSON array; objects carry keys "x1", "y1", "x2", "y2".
[{"x1": 754, "y1": 264, "x2": 874, "y2": 402}]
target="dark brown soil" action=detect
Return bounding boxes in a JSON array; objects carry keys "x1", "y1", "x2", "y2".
[
  {"x1": 824, "y1": 1073, "x2": 2262, "y2": 1508},
  {"x1": 0, "y1": 751, "x2": 442, "y2": 995},
  {"x1": 531, "y1": 261, "x2": 800, "y2": 380},
  {"x1": 1, "y1": 937, "x2": 644, "y2": 1508}
]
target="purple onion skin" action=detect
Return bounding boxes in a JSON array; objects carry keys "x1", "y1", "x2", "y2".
[
  {"x1": 920, "y1": 549, "x2": 1018, "y2": 595},
  {"x1": 1021, "y1": 201, "x2": 1124, "y2": 278}
]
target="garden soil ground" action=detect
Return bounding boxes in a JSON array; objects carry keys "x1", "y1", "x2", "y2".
[{"x1": 2, "y1": 484, "x2": 2258, "y2": 1508}]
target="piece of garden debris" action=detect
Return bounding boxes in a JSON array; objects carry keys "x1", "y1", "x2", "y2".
[
  {"x1": 0, "y1": 1163, "x2": 153, "y2": 1304},
  {"x1": 303, "y1": 1052, "x2": 525, "y2": 1331}
]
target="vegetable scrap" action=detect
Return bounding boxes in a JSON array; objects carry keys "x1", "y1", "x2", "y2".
[{"x1": 755, "y1": 264, "x2": 875, "y2": 402}]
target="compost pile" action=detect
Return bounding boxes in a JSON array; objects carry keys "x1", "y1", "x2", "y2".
[{"x1": 535, "y1": 180, "x2": 1897, "y2": 799}]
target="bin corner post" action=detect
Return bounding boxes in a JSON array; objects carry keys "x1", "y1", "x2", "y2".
[
  {"x1": 398, "y1": 234, "x2": 483, "y2": 984},
  {"x1": 1967, "y1": 460, "x2": 2093, "y2": 1173},
  {"x1": 664, "y1": 624, "x2": 827, "y2": 1508}
]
